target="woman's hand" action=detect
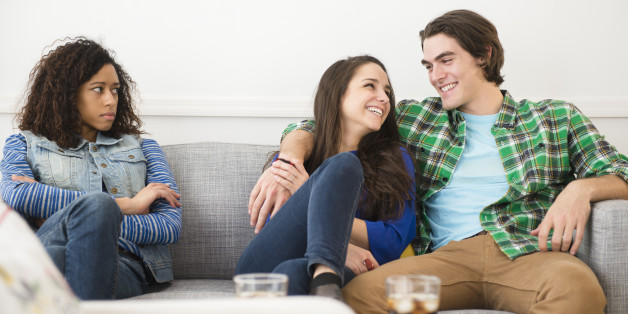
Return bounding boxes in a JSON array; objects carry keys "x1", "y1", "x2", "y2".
[
  {"x1": 12, "y1": 174, "x2": 181, "y2": 216},
  {"x1": 12, "y1": 174, "x2": 37, "y2": 183},
  {"x1": 345, "y1": 243, "x2": 379, "y2": 275},
  {"x1": 116, "y1": 183, "x2": 181, "y2": 215},
  {"x1": 270, "y1": 156, "x2": 309, "y2": 195}
]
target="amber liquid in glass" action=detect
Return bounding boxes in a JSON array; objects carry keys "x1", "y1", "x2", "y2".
[{"x1": 386, "y1": 293, "x2": 439, "y2": 314}]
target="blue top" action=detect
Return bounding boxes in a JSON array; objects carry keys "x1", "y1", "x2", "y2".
[
  {"x1": 273, "y1": 147, "x2": 416, "y2": 265},
  {"x1": 425, "y1": 112, "x2": 509, "y2": 250}
]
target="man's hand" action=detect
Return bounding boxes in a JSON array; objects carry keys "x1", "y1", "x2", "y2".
[
  {"x1": 531, "y1": 175, "x2": 628, "y2": 255},
  {"x1": 248, "y1": 129, "x2": 313, "y2": 234},
  {"x1": 270, "y1": 157, "x2": 309, "y2": 195},
  {"x1": 531, "y1": 181, "x2": 591, "y2": 255},
  {"x1": 248, "y1": 159, "x2": 297, "y2": 234},
  {"x1": 345, "y1": 243, "x2": 379, "y2": 275},
  {"x1": 116, "y1": 183, "x2": 181, "y2": 216}
]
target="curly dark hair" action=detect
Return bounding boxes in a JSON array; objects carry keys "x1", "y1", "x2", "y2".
[{"x1": 17, "y1": 36, "x2": 143, "y2": 149}]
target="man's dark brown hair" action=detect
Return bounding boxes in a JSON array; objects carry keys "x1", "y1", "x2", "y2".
[{"x1": 420, "y1": 9, "x2": 505, "y2": 86}]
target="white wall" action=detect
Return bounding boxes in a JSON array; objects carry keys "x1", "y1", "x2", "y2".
[{"x1": 1, "y1": 0, "x2": 627, "y2": 152}]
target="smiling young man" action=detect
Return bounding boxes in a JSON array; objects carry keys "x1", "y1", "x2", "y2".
[{"x1": 247, "y1": 10, "x2": 628, "y2": 313}]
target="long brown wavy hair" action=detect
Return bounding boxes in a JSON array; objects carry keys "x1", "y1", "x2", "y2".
[
  {"x1": 16, "y1": 37, "x2": 143, "y2": 149},
  {"x1": 306, "y1": 55, "x2": 414, "y2": 221}
]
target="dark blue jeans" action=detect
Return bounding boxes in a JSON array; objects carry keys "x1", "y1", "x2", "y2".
[
  {"x1": 236, "y1": 152, "x2": 363, "y2": 295},
  {"x1": 36, "y1": 192, "x2": 148, "y2": 300}
]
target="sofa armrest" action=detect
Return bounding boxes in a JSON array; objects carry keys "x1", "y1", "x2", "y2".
[{"x1": 576, "y1": 200, "x2": 628, "y2": 314}]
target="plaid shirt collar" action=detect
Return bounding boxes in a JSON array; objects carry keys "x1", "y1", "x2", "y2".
[{"x1": 447, "y1": 90, "x2": 518, "y2": 131}]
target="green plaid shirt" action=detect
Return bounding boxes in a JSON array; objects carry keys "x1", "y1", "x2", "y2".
[{"x1": 283, "y1": 90, "x2": 628, "y2": 259}]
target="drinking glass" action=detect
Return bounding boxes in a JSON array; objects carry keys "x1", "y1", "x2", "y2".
[
  {"x1": 386, "y1": 275, "x2": 441, "y2": 314},
  {"x1": 233, "y1": 273, "x2": 289, "y2": 298}
]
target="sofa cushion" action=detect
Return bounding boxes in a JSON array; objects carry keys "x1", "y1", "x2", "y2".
[
  {"x1": 161, "y1": 142, "x2": 277, "y2": 280},
  {"x1": 0, "y1": 202, "x2": 82, "y2": 313}
]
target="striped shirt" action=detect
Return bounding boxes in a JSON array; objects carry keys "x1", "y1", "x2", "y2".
[
  {"x1": 283, "y1": 90, "x2": 628, "y2": 259},
  {"x1": 0, "y1": 134, "x2": 182, "y2": 257}
]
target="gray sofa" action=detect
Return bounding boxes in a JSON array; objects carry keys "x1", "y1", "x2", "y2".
[{"x1": 132, "y1": 141, "x2": 627, "y2": 314}]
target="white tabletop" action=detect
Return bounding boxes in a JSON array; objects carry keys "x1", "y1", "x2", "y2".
[{"x1": 81, "y1": 296, "x2": 355, "y2": 314}]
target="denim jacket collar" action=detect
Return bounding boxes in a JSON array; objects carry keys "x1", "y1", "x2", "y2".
[{"x1": 67, "y1": 132, "x2": 123, "y2": 151}]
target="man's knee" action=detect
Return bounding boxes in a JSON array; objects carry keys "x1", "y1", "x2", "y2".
[
  {"x1": 342, "y1": 271, "x2": 387, "y2": 313},
  {"x1": 539, "y1": 259, "x2": 606, "y2": 311}
]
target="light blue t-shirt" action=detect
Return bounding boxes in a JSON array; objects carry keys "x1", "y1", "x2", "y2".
[{"x1": 425, "y1": 112, "x2": 509, "y2": 250}]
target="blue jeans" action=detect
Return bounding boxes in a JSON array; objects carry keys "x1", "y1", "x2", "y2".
[
  {"x1": 36, "y1": 192, "x2": 148, "y2": 300},
  {"x1": 236, "y1": 152, "x2": 363, "y2": 295}
]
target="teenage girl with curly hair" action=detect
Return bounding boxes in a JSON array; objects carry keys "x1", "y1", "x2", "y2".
[{"x1": 0, "y1": 37, "x2": 182, "y2": 299}]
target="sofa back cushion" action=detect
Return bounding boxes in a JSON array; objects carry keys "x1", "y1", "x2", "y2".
[{"x1": 161, "y1": 142, "x2": 277, "y2": 280}]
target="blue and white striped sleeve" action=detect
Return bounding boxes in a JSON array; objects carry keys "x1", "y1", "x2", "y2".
[
  {"x1": 0, "y1": 134, "x2": 84, "y2": 218},
  {"x1": 119, "y1": 138, "x2": 182, "y2": 244}
]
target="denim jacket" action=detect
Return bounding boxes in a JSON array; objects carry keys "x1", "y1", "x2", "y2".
[{"x1": 21, "y1": 130, "x2": 175, "y2": 283}]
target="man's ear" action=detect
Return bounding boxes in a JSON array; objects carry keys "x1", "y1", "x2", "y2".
[{"x1": 477, "y1": 46, "x2": 492, "y2": 68}]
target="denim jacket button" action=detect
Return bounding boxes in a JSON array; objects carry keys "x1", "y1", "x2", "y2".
[
  {"x1": 101, "y1": 163, "x2": 107, "y2": 168},
  {"x1": 92, "y1": 146, "x2": 98, "y2": 152},
  {"x1": 128, "y1": 155, "x2": 135, "y2": 159},
  {"x1": 92, "y1": 171, "x2": 97, "y2": 175},
  {"x1": 111, "y1": 187, "x2": 118, "y2": 194}
]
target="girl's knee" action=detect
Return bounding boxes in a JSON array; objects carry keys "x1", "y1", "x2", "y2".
[
  {"x1": 76, "y1": 193, "x2": 120, "y2": 216},
  {"x1": 322, "y1": 152, "x2": 363, "y2": 181},
  {"x1": 68, "y1": 193, "x2": 121, "y2": 230}
]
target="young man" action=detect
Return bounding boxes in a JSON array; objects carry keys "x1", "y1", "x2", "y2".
[{"x1": 248, "y1": 10, "x2": 628, "y2": 313}]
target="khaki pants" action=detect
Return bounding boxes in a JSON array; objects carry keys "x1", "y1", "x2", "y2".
[{"x1": 342, "y1": 234, "x2": 605, "y2": 314}]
